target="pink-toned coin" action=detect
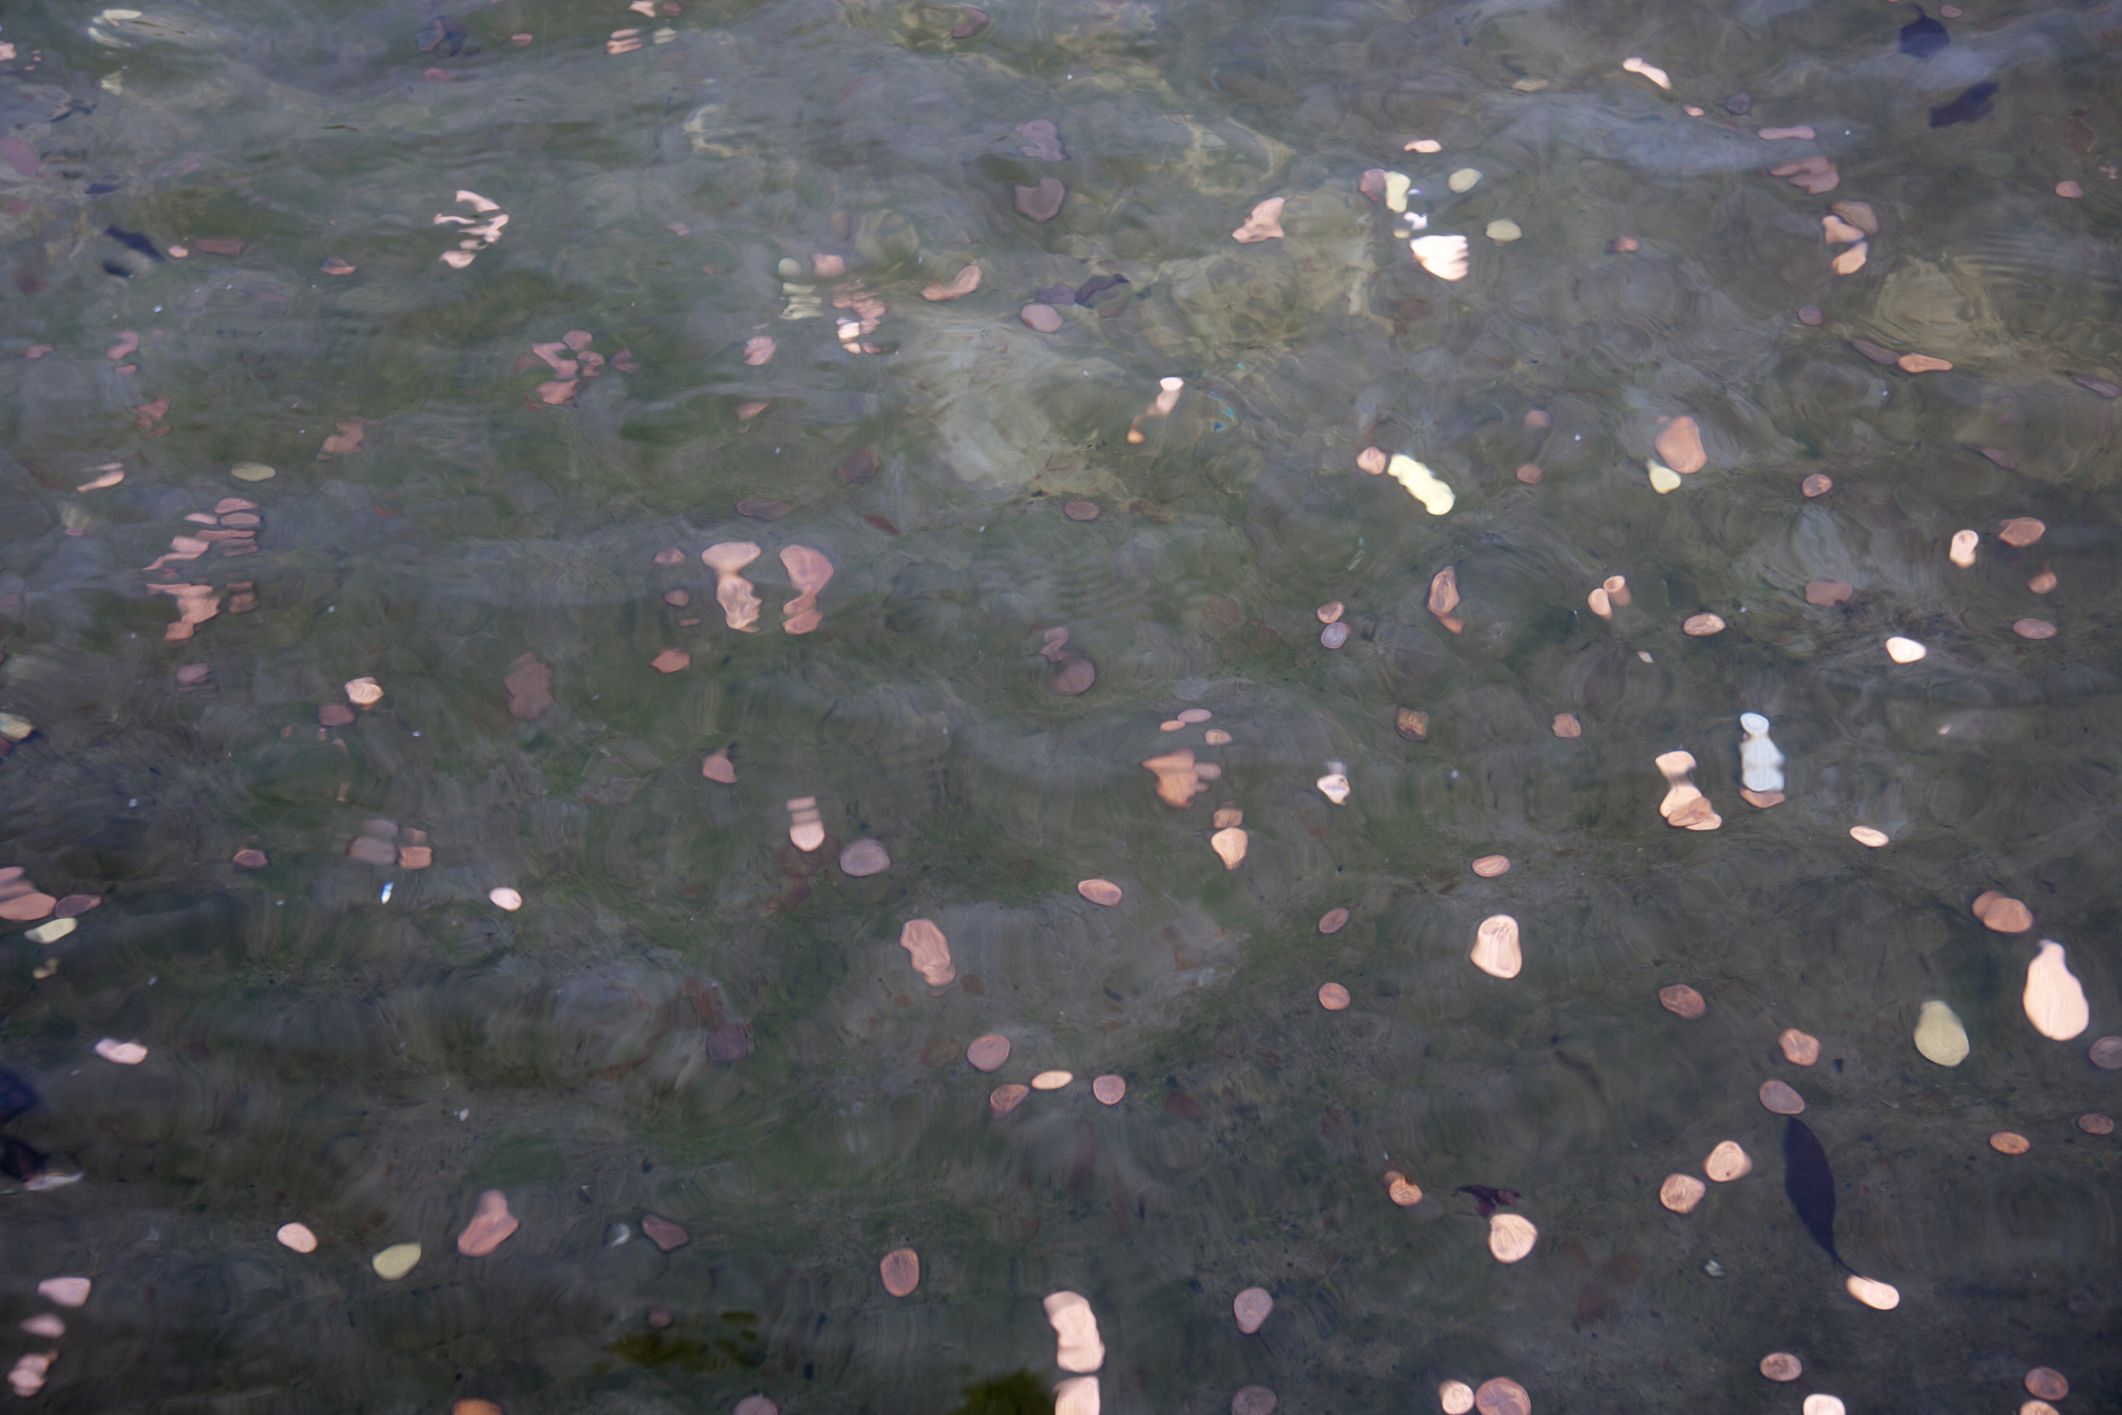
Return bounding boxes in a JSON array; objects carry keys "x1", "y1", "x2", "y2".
[
  {"x1": 838, "y1": 839, "x2": 890, "y2": 877},
  {"x1": 0, "y1": 892, "x2": 55, "y2": 922},
  {"x1": 2024, "y1": 1368, "x2": 2068, "y2": 1400},
  {"x1": 35, "y1": 1278, "x2": 89, "y2": 1308},
  {"x1": 1659, "y1": 984, "x2": 1706, "y2": 1019},
  {"x1": 1705, "y1": 1141, "x2": 1751, "y2": 1182},
  {"x1": 1077, "y1": 879, "x2": 1122, "y2": 906},
  {"x1": 1470, "y1": 915, "x2": 1522, "y2": 979},
  {"x1": 879, "y1": 1247, "x2": 920, "y2": 1297},
  {"x1": 1759, "y1": 1080, "x2": 1806, "y2": 1115},
  {"x1": 1845, "y1": 1274, "x2": 1899, "y2": 1309},
  {"x1": 1474, "y1": 1377, "x2": 1531, "y2": 1415},
  {"x1": 1487, "y1": 1214, "x2": 1537, "y2": 1263},
  {"x1": 1659, "y1": 1174, "x2": 1705, "y2": 1214},
  {"x1": 1998, "y1": 517, "x2": 2047, "y2": 547},
  {"x1": 455, "y1": 1191, "x2": 519, "y2": 1257}
]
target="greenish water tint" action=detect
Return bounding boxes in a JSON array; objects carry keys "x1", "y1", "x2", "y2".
[{"x1": 3, "y1": 0, "x2": 2121, "y2": 1409}]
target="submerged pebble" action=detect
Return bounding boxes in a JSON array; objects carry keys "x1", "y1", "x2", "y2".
[
  {"x1": 1410, "y1": 235, "x2": 1469, "y2": 282},
  {"x1": 1737, "y1": 713, "x2": 1784, "y2": 792},
  {"x1": 1014, "y1": 177, "x2": 1066, "y2": 222},
  {"x1": 1386, "y1": 454, "x2": 1455, "y2": 514},
  {"x1": 1915, "y1": 999, "x2": 1970, "y2": 1066},
  {"x1": 370, "y1": 1243, "x2": 421, "y2": 1280}
]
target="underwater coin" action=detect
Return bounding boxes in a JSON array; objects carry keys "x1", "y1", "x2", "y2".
[
  {"x1": 880, "y1": 1247, "x2": 920, "y2": 1297},
  {"x1": 1915, "y1": 1000, "x2": 1969, "y2": 1066},
  {"x1": 1659, "y1": 1174, "x2": 1705, "y2": 1214},
  {"x1": 370, "y1": 1243, "x2": 421, "y2": 1280}
]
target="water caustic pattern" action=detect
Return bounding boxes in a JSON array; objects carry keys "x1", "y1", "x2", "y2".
[{"x1": 0, "y1": 0, "x2": 2120, "y2": 1409}]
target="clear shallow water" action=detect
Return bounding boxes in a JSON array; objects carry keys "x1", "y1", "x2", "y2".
[{"x1": 2, "y1": 0, "x2": 2121, "y2": 1409}]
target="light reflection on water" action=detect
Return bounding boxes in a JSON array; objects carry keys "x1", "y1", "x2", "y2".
[{"x1": 2, "y1": 0, "x2": 2121, "y2": 1408}]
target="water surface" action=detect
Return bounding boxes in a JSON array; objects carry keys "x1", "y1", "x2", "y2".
[{"x1": 3, "y1": 0, "x2": 2121, "y2": 1409}]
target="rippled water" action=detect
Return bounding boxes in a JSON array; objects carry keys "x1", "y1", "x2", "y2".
[{"x1": 4, "y1": 0, "x2": 2121, "y2": 1409}]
